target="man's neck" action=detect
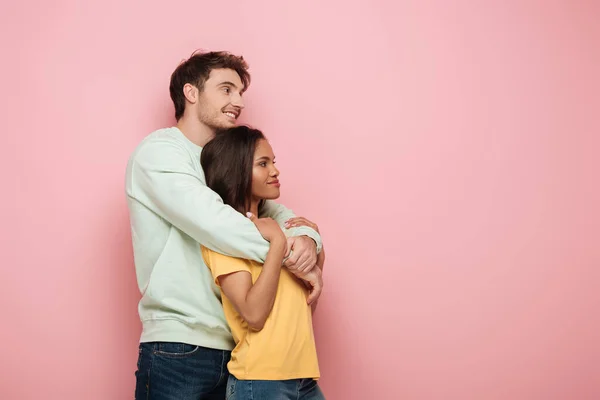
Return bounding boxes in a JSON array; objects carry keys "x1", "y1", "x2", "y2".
[{"x1": 176, "y1": 117, "x2": 215, "y2": 147}]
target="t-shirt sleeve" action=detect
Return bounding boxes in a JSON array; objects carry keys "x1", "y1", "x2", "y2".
[{"x1": 201, "y1": 246, "x2": 252, "y2": 286}]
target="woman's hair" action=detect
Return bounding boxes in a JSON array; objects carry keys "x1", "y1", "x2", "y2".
[{"x1": 200, "y1": 125, "x2": 266, "y2": 214}]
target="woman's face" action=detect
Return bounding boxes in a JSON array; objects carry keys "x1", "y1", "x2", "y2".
[{"x1": 251, "y1": 139, "x2": 280, "y2": 200}]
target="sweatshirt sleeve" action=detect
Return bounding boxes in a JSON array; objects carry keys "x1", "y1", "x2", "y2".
[{"x1": 128, "y1": 139, "x2": 271, "y2": 263}]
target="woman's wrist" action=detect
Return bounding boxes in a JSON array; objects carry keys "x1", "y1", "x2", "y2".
[{"x1": 268, "y1": 237, "x2": 287, "y2": 257}]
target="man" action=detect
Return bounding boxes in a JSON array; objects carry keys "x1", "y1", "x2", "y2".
[{"x1": 125, "y1": 51, "x2": 323, "y2": 399}]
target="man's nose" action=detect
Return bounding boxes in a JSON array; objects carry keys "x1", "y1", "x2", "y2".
[{"x1": 231, "y1": 92, "x2": 245, "y2": 109}]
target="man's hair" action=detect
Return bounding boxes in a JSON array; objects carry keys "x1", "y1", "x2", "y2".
[
  {"x1": 200, "y1": 125, "x2": 265, "y2": 214},
  {"x1": 169, "y1": 50, "x2": 250, "y2": 120}
]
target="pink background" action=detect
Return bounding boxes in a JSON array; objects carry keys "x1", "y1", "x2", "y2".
[{"x1": 2, "y1": 1, "x2": 599, "y2": 399}]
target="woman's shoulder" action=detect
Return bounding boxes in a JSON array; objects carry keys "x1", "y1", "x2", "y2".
[{"x1": 200, "y1": 246, "x2": 257, "y2": 269}]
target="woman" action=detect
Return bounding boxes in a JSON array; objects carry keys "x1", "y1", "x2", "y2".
[{"x1": 200, "y1": 125, "x2": 325, "y2": 399}]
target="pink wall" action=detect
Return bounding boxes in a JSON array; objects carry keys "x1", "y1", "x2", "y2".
[{"x1": 2, "y1": 1, "x2": 599, "y2": 399}]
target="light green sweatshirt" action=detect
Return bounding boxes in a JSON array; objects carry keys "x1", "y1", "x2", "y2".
[{"x1": 125, "y1": 127, "x2": 322, "y2": 350}]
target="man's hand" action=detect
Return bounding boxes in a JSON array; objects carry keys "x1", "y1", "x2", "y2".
[
  {"x1": 301, "y1": 268, "x2": 323, "y2": 305},
  {"x1": 283, "y1": 236, "x2": 317, "y2": 273},
  {"x1": 284, "y1": 216, "x2": 324, "y2": 305}
]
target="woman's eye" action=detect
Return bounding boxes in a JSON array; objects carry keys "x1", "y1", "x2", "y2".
[{"x1": 259, "y1": 162, "x2": 267, "y2": 167}]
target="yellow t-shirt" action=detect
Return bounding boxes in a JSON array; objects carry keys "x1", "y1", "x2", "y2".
[{"x1": 201, "y1": 246, "x2": 320, "y2": 381}]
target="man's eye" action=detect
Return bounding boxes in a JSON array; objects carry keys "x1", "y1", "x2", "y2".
[{"x1": 223, "y1": 87, "x2": 230, "y2": 93}]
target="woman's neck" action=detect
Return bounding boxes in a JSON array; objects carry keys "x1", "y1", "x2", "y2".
[{"x1": 249, "y1": 199, "x2": 260, "y2": 217}]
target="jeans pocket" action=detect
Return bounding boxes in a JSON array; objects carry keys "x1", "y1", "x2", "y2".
[
  {"x1": 154, "y1": 342, "x2": 200, "y2": 358},
  {"x1": 226, "y1": 376, "x2": 236, "y2": 400}
]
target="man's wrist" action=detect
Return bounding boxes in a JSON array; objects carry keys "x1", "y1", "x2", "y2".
[{"x1": 301, "y1": 235, "x2": 318, "y2": 250}]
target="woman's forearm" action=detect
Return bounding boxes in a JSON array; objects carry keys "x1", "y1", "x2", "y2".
[{"x1": 243, "y1": 239, "x2": 286, "y2": 330}]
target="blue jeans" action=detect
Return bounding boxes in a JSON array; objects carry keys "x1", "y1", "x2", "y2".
[
  {"x1": 135, "y1": 342, "x2": 231, "y2": 400},
  {"x1": 226, "y1": 375, "x2": 325, "y2": 400}
]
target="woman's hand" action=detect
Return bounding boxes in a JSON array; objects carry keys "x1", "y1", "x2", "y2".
[
  {"x1": 285, "y1": 217, "x2": 320, "y2": 233},
  {"x1": 247, "y1": 212, "x2": 286, "y2": 244}
]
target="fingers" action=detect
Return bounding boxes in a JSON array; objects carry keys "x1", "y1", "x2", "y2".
[
  {"x1": 284, "y1": 237, "x2": 294, "y2": 258},
  {"x1": 300, "y1": 246, "x2": 318, "y2": 273},
  {"x1": 284, "y1": 236, "x2": 317, "y2": 272},
  {"x1": 285, "y1": 217, "x2": 318, "y2": 232},
  {"x1": 309, "y1": 252, "x2": 317, "y2": 268},
  {"x1": 283, "y1": 248, "x2": 301, "y2": 269},
  {"x1": 288, "y1": 218, "x2": 314, "y2": 229},
  {"x1": 290, "y1": 243, "x2": 316, "y2": 273},
  {"x1": 285, "y1": 255, "x2": 315, "y2": 272},
  {"x1": 296, "y1": 256, "x2": 316, "y2": 274},
  {"x1": 306, "y1": 282, "x2": 322, "y2": 305},
  {"x1": 295, "y1": 251, "x2": 311, "y2": 272},
  {"x1": 296, "y1": 261, "x2": 313, "y2": 274},
  {"x1": 286, "y1": 217, "x2": 308, "y2": 225},
  {"x1": 246, "y1": 212, "x2": 257, "y2": 222},
  {"x1": 283, "y1": 257, "x2": 298, "y2": 269}
]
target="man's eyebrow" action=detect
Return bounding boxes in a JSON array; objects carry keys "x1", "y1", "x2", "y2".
[{"x1": 217, "y1": 81, "x2": 239, "y2": 88}]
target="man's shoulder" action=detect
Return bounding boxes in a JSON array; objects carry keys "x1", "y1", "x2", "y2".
[
  {"x1": 129, "y1": 127, "x2": 190, "y2": 161},
  {"x1": 137, "y1": 127, "x2": 185, "y2": 148}
]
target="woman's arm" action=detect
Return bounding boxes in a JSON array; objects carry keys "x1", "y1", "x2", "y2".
[{"x1": 218, "y1": 216, "x2": 286, "y2": 331}]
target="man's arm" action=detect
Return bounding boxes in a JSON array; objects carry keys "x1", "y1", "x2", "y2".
[{"x1": 128, "y1": 140, "x2": 271, "y2": 263}]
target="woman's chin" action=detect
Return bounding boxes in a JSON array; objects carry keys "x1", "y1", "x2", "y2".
[
  {"x1": 265, "y1": 190, "x2": 280, "y2": 200},
  {"x1": 256, "y1": 188, "x2": 280, "y2": 201}
]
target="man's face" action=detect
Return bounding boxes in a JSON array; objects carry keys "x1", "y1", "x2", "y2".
[{"x1": 195, "y1": 68, "x2": 245, "y2": 131}]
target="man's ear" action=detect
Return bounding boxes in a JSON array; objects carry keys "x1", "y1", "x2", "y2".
[{"x1": 183, "y1": 83, "x2": 198, "y2": 105}]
